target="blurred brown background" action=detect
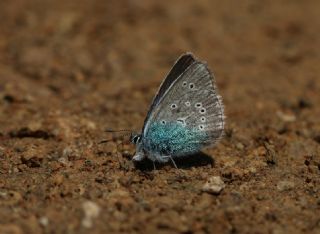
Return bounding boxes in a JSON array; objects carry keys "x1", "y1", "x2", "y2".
[{"x1": 0, "y1": 0, "x2": 319, "y2": 233}]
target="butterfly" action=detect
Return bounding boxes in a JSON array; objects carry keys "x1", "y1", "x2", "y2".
[{"x1": 129, "y1": 52, "x2": 225, "y2": 168}]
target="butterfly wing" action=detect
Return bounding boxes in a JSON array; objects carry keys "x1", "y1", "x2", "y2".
[
  {"x1": 142, "y1": 53, "x2": 196, "y2": 134},
  {"x1": 143, "y1": 60, "x2": 224, "y2": 154}
]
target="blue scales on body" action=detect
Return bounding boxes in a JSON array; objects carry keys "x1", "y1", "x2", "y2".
[{"x1": 144, "y1": 122, "x2": 208, "y2": 157}]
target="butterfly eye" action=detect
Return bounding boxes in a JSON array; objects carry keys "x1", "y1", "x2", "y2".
[
  {"x1": 182, "y1": 81, "x2": 187, "y2": 87},
  {"x1": 195, "y1": 102, "x2": 202, "y2": 108},
  {"x1": 131, "y1": 135, "x2": 141, "y2": 144},
  {"x1": 201, "y1": 117, "x2": 206, "y2": 122},
  {"x1": 170, "y1": 103, "x2": 177, "y2": 109},
  {"x1": 161, "y1": 120, "x2": 166, "y2": 125},
  {"x1": 189, "y1": 83, "x2": 195, "y2": 89},
  {"x1": 200, "y1": 108, "x2": 206, "y2": 114}
]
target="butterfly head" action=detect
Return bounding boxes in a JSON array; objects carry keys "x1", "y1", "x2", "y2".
[{"x1": 130, "y1": 133, "x2": 146, "y2": 162}]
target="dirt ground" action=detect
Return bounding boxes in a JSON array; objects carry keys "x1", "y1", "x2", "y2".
[{"x1": 0, "y1": 0, "x2": 319, "y2": 233}]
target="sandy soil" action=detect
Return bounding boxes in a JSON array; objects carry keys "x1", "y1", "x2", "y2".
[{"x1": 0, "y1": 0, "x2": 319, "y2": 233}]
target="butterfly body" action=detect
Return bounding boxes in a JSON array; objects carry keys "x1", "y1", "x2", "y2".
[{"x1": 131, "y1": 53, "x2": 224, "y2": 165}]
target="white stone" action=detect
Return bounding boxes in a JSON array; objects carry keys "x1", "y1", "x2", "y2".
[
  {"x1": 39, "y1": 217, "x2": 49, "y2": 226},
  {"x1": 202, "y1": 176, "x2": 225, "y2": 195},
  {"x1": 82, "y1": 201, "x2": 101, "y2": 228},
  {"x1": 277, "y1": 180, "x2": 295, "y2": 191}
]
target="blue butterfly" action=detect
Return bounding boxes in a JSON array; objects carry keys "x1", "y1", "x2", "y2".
[{"x1": 130, "y1": 53, "x2": 225, "y2": 168}]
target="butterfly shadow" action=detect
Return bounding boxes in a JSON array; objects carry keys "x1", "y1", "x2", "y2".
[{"x1": 133, "y1": 152, "x2": 214, "y2": 171}]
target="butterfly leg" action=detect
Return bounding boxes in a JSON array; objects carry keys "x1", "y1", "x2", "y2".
[
  {"x1": 162, "y1": 155, "x2": 178, "y2": 169},
  {"x1": 169, "y1": 156, "x2": 178, "y2": 169}
]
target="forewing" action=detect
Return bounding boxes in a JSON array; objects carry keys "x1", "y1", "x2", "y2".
[
  {"x1": 144, "y1": 61, "x2": 224, "y2": 147},
  {"x1": 142, "y1": 53, "x2": 196, "y2": 133}
]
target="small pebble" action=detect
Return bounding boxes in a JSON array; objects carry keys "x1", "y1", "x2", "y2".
[
  {"x1": 12, "y1": 167, "x2": 19, "y2": 173},
  {"x1": 62, "y1": 147, "x2": 73, "y2": 157},
  {"x1": 58, "y1": 157, "x2": 69, "y2": 166},
  {"x1": 39, "y1": 217, "x2": 49, "y2": 227},
  {"x1": 264, "y1": 142, "x2": 277, "y2": 165},
  {"x1": 236, "y1": 142, "x2": 244, "y2": 150},
  {"x1": 202, "y1": 176, "x2": 225, "y2": 195},
  {"x1": 276, "y1": 111, "x2": 296, "y2": 122},
  {"x1": 82, "y1": 201, "x2": 101, "y2": 228},
  {"x1": 277, "y1": 180, "x2": 295, "y2": 191}
]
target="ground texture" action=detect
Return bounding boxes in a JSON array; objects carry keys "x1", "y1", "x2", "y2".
[{"x1": 0, "y1": 0, "x2": 319, "y2": 233}]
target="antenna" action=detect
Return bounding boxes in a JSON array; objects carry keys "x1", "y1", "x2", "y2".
[
  {"x1": 104, "y1": 129, "x2": 131, "y2": 133},
  {"x1": 99, "y1": 129, "x2": 133, "y2": 144}
]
